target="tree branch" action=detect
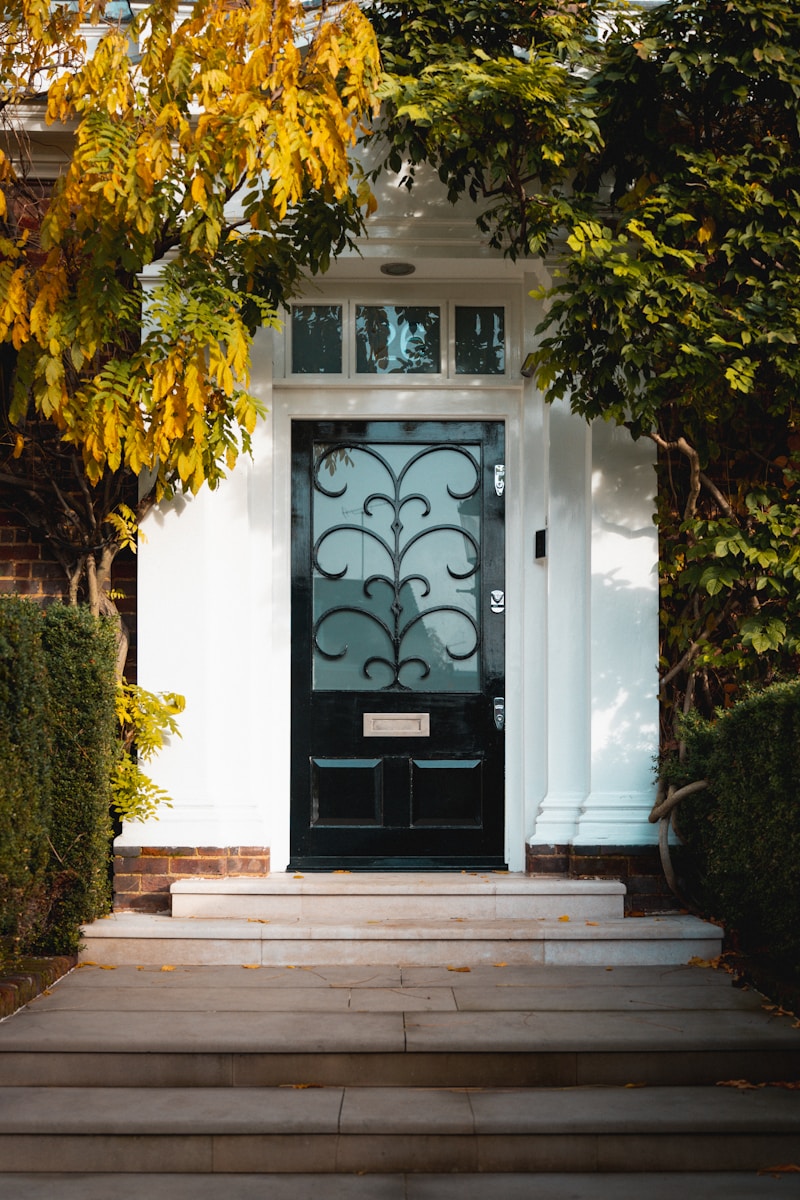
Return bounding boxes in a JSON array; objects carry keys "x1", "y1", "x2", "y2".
[{"x1": 650, "y1": 778, "x2": 709, "y2": 823}]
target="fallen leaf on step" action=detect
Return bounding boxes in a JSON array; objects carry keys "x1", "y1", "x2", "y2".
[
  {"x1": 585, "y1": 921, "x2": 599, "y2": 926},
  {"x1": 763, "y1": 1003, "x2": 794, "y2": 1018},
  {"x1": 77, "y1": 962, "x2": 96, "y2": 968},
  {"x1": 333, "y1": 869, "x2": 351, "y2": 874},
  {"x1": 293, "y1": 874, "x2": 304, "y2": 879},
  {"x1": 286, "y1": 965, "x2": 297, "y2": 969},
  {"x1": 688, "y1": 956, "x2": 721, "y2": 969},
  {"x1": 716, "y1": 1080, "x2": 763, "y2": 1090},
  {"x1": 247, "y1": 919, "x2": 270, "y2": 924},
  {"x1": 284, "y1": 1083, "x2": 324, "y2": 1089},
  {"x1": 768, "y1": 1082, "x2": 800, "y2": 1090},
  {"x1": 447, "y1": 966, "x2": 471, "y2": 973},
  {"x1": 605, "y1": 967, "x2": 614, "y2": 972},
  {"x1": 160, "y1": 965, "x2": 175, "y2": 972},
  {"x1": 758, "y1": 1165, "x2": 800, "y2": 1177},
  {"x1": 450, "y1": 917, "x2": 465, "y2": 922},
  {"x1": 242, "y1": 964, "x2": 260, "y2": 970},
  {"x1": 624, "y1": 1083, "x2": 646, "y2": 1088},
  {"x1": 493, "y1": 963, "x2": 507, "y2": 968},
  {"x1": 558, "y1": 915, "x2": 570, "y2": 922},
  {"x1": 136, "y1": 967, "x2": 145, "y2": 971}
]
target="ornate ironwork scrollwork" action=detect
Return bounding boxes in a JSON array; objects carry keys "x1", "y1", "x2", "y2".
[{"x1": 312, "y1": 444, "x2": 481, "y2": 691}]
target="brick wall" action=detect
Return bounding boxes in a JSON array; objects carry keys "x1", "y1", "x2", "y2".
[
  {"x1": 113, "y1": 846, "x2": 271, "y2": 913},
  {"x1": 526, "y1": 843, "x2": 676, "y2": 914},
  {"x1": 0, "y1": 504, "x2": 138, "y2": 679},
  {"x1": 0, "y1": 509, "x2": 66, "y2": 601}
]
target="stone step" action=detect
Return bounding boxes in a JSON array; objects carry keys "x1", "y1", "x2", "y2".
[
  {"x1": 79, "y1": 912, "x2": 722, "y2": 967},
  {"x1": 169, "y1": 873, "x2": 627, "y2": 922},
  {"x1": 0, "y1": 1085, "x2": 798, "y2": 1175},
  {"x1": 1, "y1": 1175, "x2": 795, "y2": 1200},
  {"x1": 2, "y1": 964, "x2": 797, "y2": 1091}
]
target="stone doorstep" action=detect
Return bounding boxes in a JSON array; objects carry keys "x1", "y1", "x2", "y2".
[
  {"x1": 168, "y1": 875, "x2": 627, "y2": 921},
  {"x1": 169, "y1": 875, "x2": 628, "y2": 894},
  {"x1": 76, "y1": 912, "x2": 723, "y2": 967}
]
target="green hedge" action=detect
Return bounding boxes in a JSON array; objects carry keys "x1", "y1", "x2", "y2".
[
  {"x1": 0, "y1": 599, "x2": 117, "y2": 963},
  {"x1": 674, "y1": 680, "x2": 800, "y2": 976},
  {"x1": 38, "y1": 604, "x2": 117, "y2": 954},
  {"x1": 0, "y1": 598, "x2": 52, "y2": 959}
]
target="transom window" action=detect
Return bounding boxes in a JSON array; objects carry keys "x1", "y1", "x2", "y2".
[{"x1": 289, "y1": 301, "x2": 506, "y2": 379}]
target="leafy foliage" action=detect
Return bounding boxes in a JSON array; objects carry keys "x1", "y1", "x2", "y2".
[
  {"x1": 525, "y1": 0, "x2": 800, "y2": 735},
  {"x1": 1, "y1": 0, "x2": 380, "y2": 617},
  {"x1": 113, "y1": 683, "x2": 184, "y2": 823},
  {"x1": 671, "y1": 681, "x2": 800, "y2": 976},
  {"x1": 365, "y1": 0, "x2": 606, "y2": 255}
]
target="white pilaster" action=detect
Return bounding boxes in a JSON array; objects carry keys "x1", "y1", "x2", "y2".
[
  {"x1": 574, "y1": 420, "x2": 659, "y2": 845},
  {"x1": 529, "y1": 397, "x2": 592, "y2": 845}
]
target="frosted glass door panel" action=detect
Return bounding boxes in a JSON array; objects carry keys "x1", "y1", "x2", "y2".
[{"x1": 312, "y1": 442, "x2": 481, "y2": 692}]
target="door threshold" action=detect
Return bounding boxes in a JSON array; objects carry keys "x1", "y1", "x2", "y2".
[{"x1": 287, "y1": 857, "x2": 508, "y2": 873}]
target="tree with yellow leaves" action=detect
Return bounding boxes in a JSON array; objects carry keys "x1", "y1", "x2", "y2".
[{"x1": 0, "y1": 0, "x2": 380, "y2": 657}]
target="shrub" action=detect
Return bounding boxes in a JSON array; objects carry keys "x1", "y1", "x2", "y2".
[
  {"x1": 35, "y1": 605, "x2": 118, "y2": 954},
  {"x1": 0, "y1": 598, "x2": 51, "y2": 964},
  {"x1": 674, "y1": 680, "x2": 800, "y2": 976}
]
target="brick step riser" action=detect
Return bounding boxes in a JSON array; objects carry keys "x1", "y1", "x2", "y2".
[
  {"x1": 4, "y1": 1049, "x2": 797, "y2": 1089},
  {"x1": 0, "y1": 1133, "x2": 793, "y2": 1175},
  {"x1": 169, "y1": 896, "x2": 625, "y2": 921}
]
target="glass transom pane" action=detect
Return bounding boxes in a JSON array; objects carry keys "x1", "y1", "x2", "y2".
[
  {"x1": 292, "y1": 305, "x2": 343, "y2": 374},
  {"x1": 312, "y1": 441, "x2": 481, "y2": 692},
  {"x1": 355, "y1": 305, "x2": 441, "y2": 374},
  {"x1": 455, "y1": 306, "x2": 505, "y2": 375}
]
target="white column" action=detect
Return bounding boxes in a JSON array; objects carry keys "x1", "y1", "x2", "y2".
[{"x1": 574, "y1": 420, "x2": 659, "y2": 845}]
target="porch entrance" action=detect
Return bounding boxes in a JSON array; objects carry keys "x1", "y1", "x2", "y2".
[{"x1": 289, "y1": 419, "x2": 506, "y2": 869}]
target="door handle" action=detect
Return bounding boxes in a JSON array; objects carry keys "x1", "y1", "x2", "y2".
[{"x1": 493, "y1": 697, "x2": 505, "y2": 731}]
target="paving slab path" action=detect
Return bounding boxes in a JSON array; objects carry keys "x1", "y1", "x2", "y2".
[{"x1": 0, "y1": 961, "x2": 798, "y2": 1195}]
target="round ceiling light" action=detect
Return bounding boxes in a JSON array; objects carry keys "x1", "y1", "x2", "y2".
[{"x1": 380, "y1": 262, "x2": 416, "y2": 277}]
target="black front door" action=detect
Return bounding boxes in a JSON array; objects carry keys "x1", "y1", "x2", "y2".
[{"x1": 290, "y1": 419, "x2": 505, "y2": 870}]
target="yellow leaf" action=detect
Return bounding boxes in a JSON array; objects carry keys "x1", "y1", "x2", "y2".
[
  {"x1": 493, "y1": 963, "x2": 507, "y2": 968},
  {"x1": 12, "y1": 433, "x2": 24, "y2": 459},
  {"x1": 697, "y1": 216, "x2": 716, "y2": 245},
  {"x1": 77, "y1": 962, "x2": 97, "y2": 968},
  {"x1": 191, "y1": 174, "x2": 207, "y2": 207},
  {"x1": 160, "y1": 965, "x2": 175, "y2": 972},
  {"x1": 99, "y1": 965, "x2": 117, "y2": 970},
  {"x1": 624, "y1": 1082, "x2": 646, "y2": 1088},
  {"x1": 242, "y1": 964, "x2": 260, "y2": 969},
  {"x1": 447, "y1": 966, "x2": 471, "y2": 973},
  {"x1": 558, "y1": 915, "x2": 570, "y2": 923},
  {"x1": 585, "y1": 921, "x2": 599, "y2": 926}
]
